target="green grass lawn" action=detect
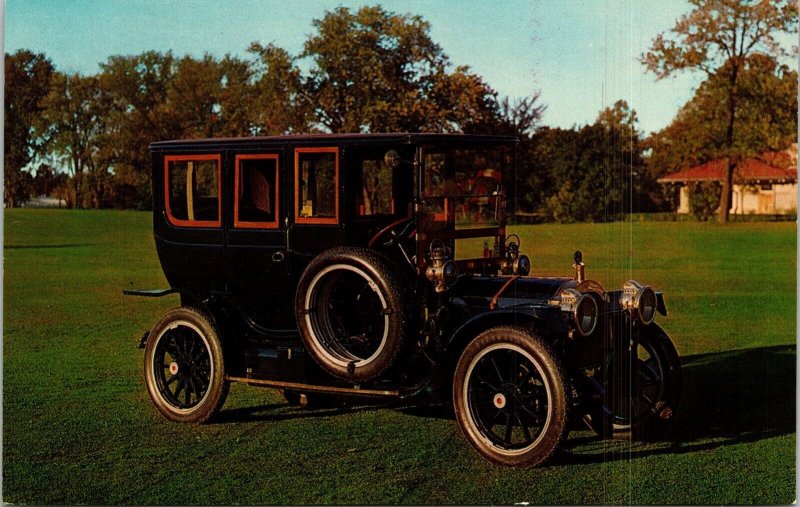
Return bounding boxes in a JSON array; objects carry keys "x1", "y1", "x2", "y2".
[{"x1": 3, "y1": 209, "x2": 796, "y2": 504}]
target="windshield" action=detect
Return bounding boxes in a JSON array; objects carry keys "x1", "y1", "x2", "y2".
[{"x1": 420, "y1": 144, "x2": 510, "y2": 229}]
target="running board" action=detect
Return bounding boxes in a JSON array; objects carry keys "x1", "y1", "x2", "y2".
[{"x1": 225, "y1": 376, "x2": 400, "y2": 397}]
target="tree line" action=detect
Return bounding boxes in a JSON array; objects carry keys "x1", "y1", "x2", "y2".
[{"x1": 4, "y1": 2, "x2": 797, "y2": 222}]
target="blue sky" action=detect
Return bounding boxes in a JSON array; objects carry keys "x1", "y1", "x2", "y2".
[{"x1": 4, "y1": 0, "x2": 780, "y2": 134}]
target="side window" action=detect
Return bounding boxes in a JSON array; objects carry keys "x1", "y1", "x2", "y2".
[
  {"x1": 295, "y1": 148, "x2": 338, "y2": 224},
  {"x1": 422, "y1": 152, "x2": 449, "y2": 222},
  {"x1": 165, "y1": 155, "x2": 221, "y2": 227},
  {"x1": 235, "y1": 154, "x2": 279, "y2": 228},
  {"x1": 358, "y1": 158, "x2": 394, "y2": 216}
]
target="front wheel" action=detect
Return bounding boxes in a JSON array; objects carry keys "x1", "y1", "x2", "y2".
[
  {"x1": 143, "y1": 307, "x2": 229, "y2": 423},
  {"x1": 453, "y1": 326, "x2": 569, "y2": 467},
  {"x1": 585, "y1": 324, "x2": 682, "y2": 438}
]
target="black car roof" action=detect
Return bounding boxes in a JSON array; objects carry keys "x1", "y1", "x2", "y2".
[{"x1": 151, "y1": 132, "x2": 517, "y2": 151}]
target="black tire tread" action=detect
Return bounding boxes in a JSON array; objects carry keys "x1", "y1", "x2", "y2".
[
  {"x1": 453, "y1": 325, "x2": 570, "y2": 468},
  {"x1": 144, "y1": 306, "x2": 229, "y2": 424},
  {"x1": 295, "y1": 246, "x2": 413, "y2": 382},
  {"x1": 585, "y1": 324, "x2": 682, "y2": 440}
]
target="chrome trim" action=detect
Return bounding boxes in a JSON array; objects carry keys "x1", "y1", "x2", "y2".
[
  {"x1": 620, "y1": 280, "x2": 657, "y2": 325},
  {"x1": 549, "y1": 288, "x2": 598, "y2": 336}
]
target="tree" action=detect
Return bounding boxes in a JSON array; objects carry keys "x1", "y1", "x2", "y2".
[
  {"x1": 166, "y1": 55, "x2": 223, "y2": 139},
  {"x1": 248, "y1": 43, "x2": 312, "y2": 134},
  {"x1": 535, "y1": 101, "x2": 644, "y2": 222},
  {"x1": 99, "y1": 51, "x2": 178, "y2": 208},
  {"x1": 165, "y1": 54, "x2": 262, "y2": 139},
  {"x1": 494, "y1": 94, "x2": 546, "y2": 139},
  {"x1": 4, "y1": 50, "x2": 54, "y2": 207},
  {"x1": 302, "y1": 5, "x2": 501, "y2": 133},
  {"x1": 687, "y1": 181, "x2": 722, "y2": 221},
  {"x1": 42, "y1": 72, "x2": 111, "y2": 208},
  {"x1": 32, "y1": 164, "x2": 68, "y2": 206},
  {"x1": 428, "y1": 65, "x2": 502, "y2": 133},
  {"x1": 643, "y1": 0, "x2": 798, "y2": 222},
  {"x1": 522, "y1": 127, "x2": 575, "y2": 214},
  {"x1": 492, "y1": 95, "x2": 546, "y2": 213},
  {"x1": 644, "y1": 53, "x2": 797, "y2": 210},
  {"x1": 303, "y1": 5, "x2": 441, "y2": 132},
  {"x1": 33, "y1": 163, "x2": 56, "y2": 196},
  {"x1": 216, "y1": 54, "x2": 261, "y2": 137}
]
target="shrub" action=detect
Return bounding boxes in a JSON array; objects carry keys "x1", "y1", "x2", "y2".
[{"x1": 687, "y1": 181, "x2": 722, "y2": 221}]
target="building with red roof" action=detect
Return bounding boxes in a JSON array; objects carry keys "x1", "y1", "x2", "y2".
[{"x1": 657, "y1": 144, "x2": 797, "y2": 215}]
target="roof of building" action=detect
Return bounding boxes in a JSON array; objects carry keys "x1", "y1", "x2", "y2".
[{"x1": 657, "y1": 152, "x2": 797, "y2": 184}]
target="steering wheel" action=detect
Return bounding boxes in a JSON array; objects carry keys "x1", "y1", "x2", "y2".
[
  {"x1": 385, "y1": 220, "x2": 415, "y2": 248},
  {"x1": 368, "y1": 217, "x2": 415, "y2": 249},
  {"x1": 368, "y1": 217, "x2": 416, "y2": 268}
]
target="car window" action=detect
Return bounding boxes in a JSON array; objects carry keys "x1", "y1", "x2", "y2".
[
  {"x1": 296, "y1": 148, "x2": 338, "y2": 224},
  {"x1": 358, "y1": 158, "x2": 394, "y2": 216},
  {"x1": 165, "y1": 155, "x2": 221, "y2": 227},
  {"x1": 235, "y1": 155, "x2": 279, "y2": 228},
  {"x1": 421, "y1": 147, "x2": 507, "y2": 228}
]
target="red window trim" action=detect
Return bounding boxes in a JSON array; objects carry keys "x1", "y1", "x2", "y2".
[
  {"x1": 234, "y1": 154, "x2": 280, "y2": 229},
  {"x1": 294, "y1": 147, "x2": 339, "y2": 225},
  {"x1": 164, "y1": 154, "x2": 222, "y2": 228}
]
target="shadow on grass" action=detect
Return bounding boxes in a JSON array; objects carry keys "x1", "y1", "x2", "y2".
[
  {"x1": 214, "y1": 345, "x2": 795, "y2": 465},
  {"x1": 214, "y1": 399, "x2": 392, "y2": 425},
  {"x1": 554, "y1": 344, "x2": 796, "y2": 465}
]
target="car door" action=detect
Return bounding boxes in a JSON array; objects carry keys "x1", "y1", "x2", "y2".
[
  {"x1": 155, "y1": 152, "x2": 226, "y2": 295},
  {"x1": 225, "y1": 150, "x2": 295, "y2": 330},
  {"x1": 288, "y1": 146, "x2": 344, "y2": 275}
]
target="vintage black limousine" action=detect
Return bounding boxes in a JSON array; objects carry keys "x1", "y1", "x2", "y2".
[{"x1": 127, "y1": 133, "x2": 681, "y2": 467}]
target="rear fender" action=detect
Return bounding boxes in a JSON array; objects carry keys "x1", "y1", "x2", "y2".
[{"x1": 176, "y1": 292, "x2": 254, "y2": 376}]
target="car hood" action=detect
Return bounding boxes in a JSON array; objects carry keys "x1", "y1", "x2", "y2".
[{"x1": 448, "y1": 275, "x2": 575, "y2": 309}]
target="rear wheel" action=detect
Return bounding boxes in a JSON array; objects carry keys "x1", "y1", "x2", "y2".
[
  {"x1": 453, "y1": 326, "x2": 569, "y2": 467},
  {"x1": 143, "y1": 307, "x2": 228, "y2": 423}
]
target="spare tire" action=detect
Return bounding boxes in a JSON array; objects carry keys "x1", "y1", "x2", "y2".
[{"x1": 295, "y1": 246, "x2": 412, "y2": 382}]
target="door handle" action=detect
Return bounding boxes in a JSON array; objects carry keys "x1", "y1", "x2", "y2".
[
  {"x1": 285, "y1": 217, "x2": 292, "y2": 253},
  {"x1": 272, "y1": 251, "x2": 285, "y2": 263}
]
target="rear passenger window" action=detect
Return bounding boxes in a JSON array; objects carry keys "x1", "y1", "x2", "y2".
[
  {"x1": 235, "y1": 154, "x2": 279, "y2": 228},
  {"x1": 165, "y1": 155, "x2": 221, "y2": 227}
]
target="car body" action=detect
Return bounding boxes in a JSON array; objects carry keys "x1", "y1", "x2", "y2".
[{"x1": 130, "y1": 133, "x2": 682, "y2": 467}]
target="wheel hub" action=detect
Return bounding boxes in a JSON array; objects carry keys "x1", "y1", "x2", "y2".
[{"x1": 493, "y1": 393, "x2": 507, "y2": 409}]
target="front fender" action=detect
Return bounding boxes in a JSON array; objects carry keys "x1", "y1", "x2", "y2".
[
  {"x1": 442, "y1": 305, "x2": 565, "y2": 364},
  {"x1": 425, "y1": 306, "x2": 562, "y2": 399}
]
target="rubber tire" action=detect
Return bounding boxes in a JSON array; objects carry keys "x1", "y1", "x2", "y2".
[
  {"x1": 586, "y1": 324, "x2": 682, "y2": 439},
  {"x1": 631, "y1": 326, "x2": 682, "y2": 439},
  {"x1": 295, "y1": 246, "x2": 412, "y2": 382},
  {"x1": 144, "y1": 307, "x2": 229, "y2": 423},
  {"x1": 453, "y1": 326, "x2": 569, "y2": 468}
]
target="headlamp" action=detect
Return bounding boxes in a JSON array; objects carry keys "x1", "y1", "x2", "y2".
[
  {"x1": 554, "y1": 288, "x2": 598, "y2": 336},
  {"x1": 620, "y1": 280, "x2": 657, "y2": 325}
]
